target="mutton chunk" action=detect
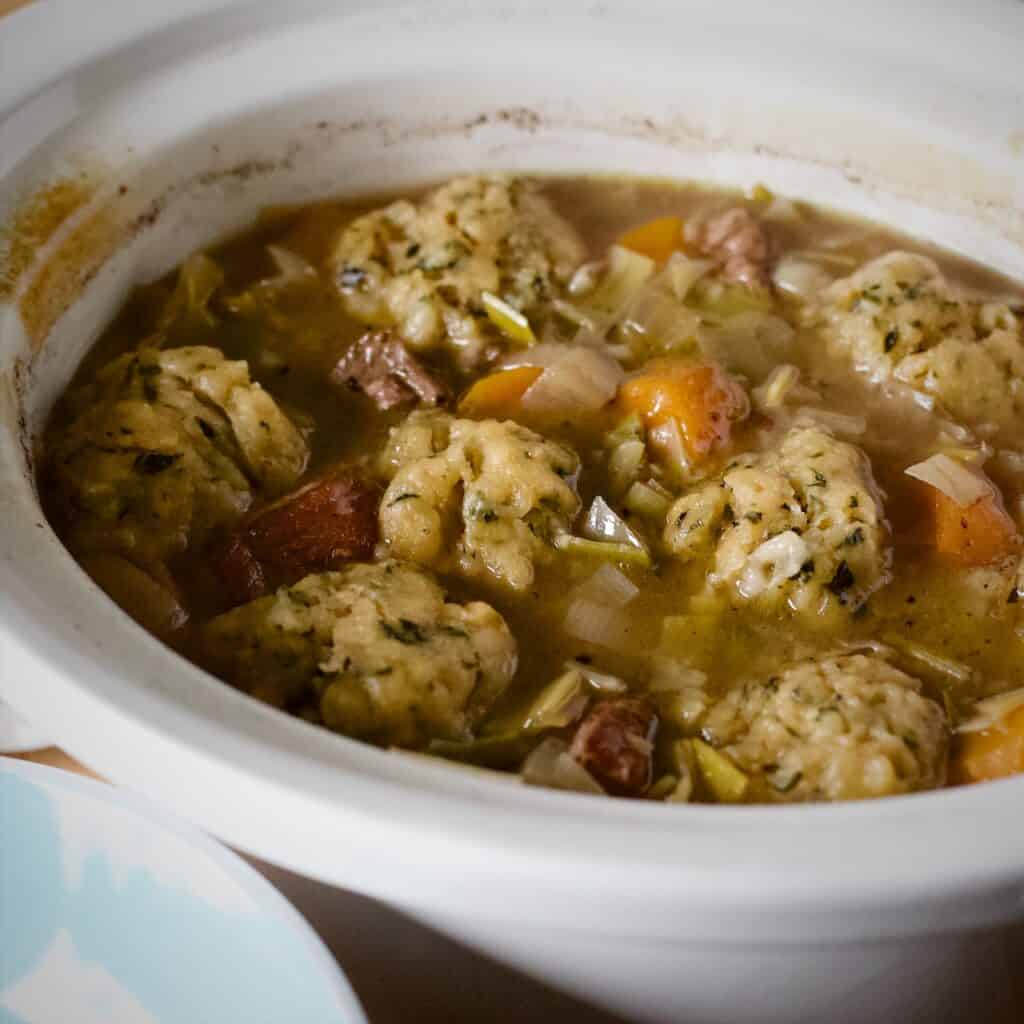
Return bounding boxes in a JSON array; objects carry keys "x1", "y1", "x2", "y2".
[
  {"x1": 203, "y1": 561, "x2": 518, "y2": 748},
  {"x1": 569, "y1": 698, "x2": 658, "y2": 796},
  {"x1": 692, "y1": 207, "x2": 772, "y2": 289},
  {"x1": 664, "y1": 425, "x2": 889, "y2": 624},
  {"x1": 815, "y1": 251, "x2": 1024, "y2": 440},
  {"x1": 48, "y1": 346, "x2": 308, "y2": 566},
  {"x1": 329, "y1": 175, "x2": 585, "y2": 366},
  {"x1": 378, "y1": 410, "x2": 580, "y2": 591},
  {"x1": 331, "y1": 330, "x2": 449, "y2": 411},
  {"x1": 701, "y1": 654, "x2": 949, "y2": 802},
  {"x1": 209, "y1": 472, "x2": 381, "y2": 607}
]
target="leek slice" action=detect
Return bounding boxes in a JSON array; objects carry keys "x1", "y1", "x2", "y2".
[
  {"x1": 481, "y1": 290, "x2": 537, "y2": 346},
  {"x1": 691, "y1": 739, "x2": 748, "y2": 803}
]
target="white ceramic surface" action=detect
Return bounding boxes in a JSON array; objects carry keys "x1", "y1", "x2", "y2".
[
  {"x1": 0, "y1": 758, "x2": 366, "y2": 1024},
  {"x1": 1, "y1": 2, "x2": 1023, "y2": 1021}
]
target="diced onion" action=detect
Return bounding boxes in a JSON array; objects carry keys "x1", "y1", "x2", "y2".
[
  {"x1": 904, "y1": 453, "x2": 992, "y2": 507},
  {"x1": 771, "y1": 257, "x2": 833, "y2": 301},
  {"x1": 607, "y1": 438, "x2": 648, "y2": 494},
  {"x1": 567, "y1": 660, "x2": 630, "y2": 693},
  {"x1": 736, "y1": 530, "x2": 811, "y2": 599},
  {"x1": 624, "y1": 481, "x2": 672, "y2": 519},
  {"x1": 577, "y1": 245, "x2": 656, "y2": 332},
  {"x1": 522, "y1": 737, "x2": 605, "y2": 794},
  {"x1": 520, "y1": 347, "x2": 624, "y2": 415},
  {"x1": 567, "y1": 259, "x2": 605, "y2": 297},
  {"x1": 794, "y1": 407, "x2": 867, "y2": 437},
  {"x1": 583, "y1": 496, "x2": 647, "y2": 551},
  {"x1": 267, "y1": 245, "x2": 317, "y2": 281},
  {"x1": 563, "y1": 598, "x2": 635, "y2": 647},
  {"x1": 958, "y1": 687, "x2": 1024, "y2": 734},
  {"x1": 620, "y1": 283, "x2": 701, "y2": 356},
  {"x1": 570, "y1": 564, "x2": 639, "y2": 608},
  {"x1": 481, "y1": 290, "x2": 537, "y2": 346},
  {"x1": 752, "y1": 364, "x2": 800, "y2": 410},
  {"x1": 665, "y1": 251, "x2": 714, "y2": 302},
  {"x1": 698, "y1": 311, "x2": 796, "y2": 380}
]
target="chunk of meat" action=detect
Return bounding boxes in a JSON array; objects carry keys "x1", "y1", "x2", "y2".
[
  {"x1": 569, "y1": 698, "x2": 658, "y2": 796},
  {"x1": 331, "y1": 330, "x2": 449, "y2": 411},
  {"x1": 211, "y1": 473, "x2": 380, "y2": 605},
  {"x1": 695, "y1": 208, "x2": 771, "y2": 289}
]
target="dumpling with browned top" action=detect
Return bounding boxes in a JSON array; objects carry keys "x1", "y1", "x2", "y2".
[
  {"x1": 203, "y1": 560, "x2": 517, "y2": 748},
  {"x1": 329, "y1": 175, "x2": 585, "y2": 366},
  {"x1": 49, "y1": 345, "x2": 308, "y2": 565},
  {"x1": 701, "y1": 653, "x2": 949, "y2": 802},
  {"x1": 378, "y1": 410, "x2": 580, "y2": 591}
]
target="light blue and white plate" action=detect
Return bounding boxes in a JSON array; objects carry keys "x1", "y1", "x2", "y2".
[{"x1": 0, "y1": 759, "x2": 366, "y2": 1024}]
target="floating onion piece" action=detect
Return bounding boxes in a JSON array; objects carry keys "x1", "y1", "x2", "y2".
[
  {"x1": 905, "y1": 453, "x2": 992, "y2": 507},
  {"x1": 266, "y1": 244, "x2": 317, "y2": 281},
  {"x1": 566, "y1": 660, "x2": 630, "y2": 694},
  {"x1": 794, "y1": 407, "x2": 867, "y2": 437},
  {"x1": 607, "y1": 438, "x2": 648, "y2": 494},
  {"x1": 882, "y1": 634, "x2": 973, "y2": 684},
  {"x1": 736, "y1": 530, "x2": 811, "y2": 599},
  {"x1": 691, "y1": 739, "x2": 748, "y2": 803},
  {"x1": 958, "y1": 687, "x2": 1024, "y2": 734},
  {"x1": 524, "y1": 670, "x2": 590, "y2": 731},
  {"x1": 665, "y1": 251, "x2": 714, "y2": 302},
  {"x1": 160, "y1": 252, "x2": 224, "y2": 330},
  {"x1": 576, "y1": 245, "x2": 656, "y2": 333},
  {"x1": 698, "y1": 311, "x2": 796, "y2": 380},
  {"x1": 771, "y1": 256, "x2": 833, "y2": 301},
  {"x1": 583, "y1": 497, "x2": 648, "y2": 552},
  {"x1": 481, "y1": 290, "x2": 537, "y2": 346},
  {"x1": 520, "y1": 347, "x2": 624, "y2": 415},
  {"x1": 648, "y1": 417, "x2": 690, "y2": 478},
  {"x1": 624, "y1": 481, "x2": 672, "y2": 519},
  {"x1": 567, "y1": 259, "x2": 605, "y2": 297},
  {"x1": 554, "y1": 534, "x2": 652, "y2": 568},
  {"x1": 619, "y1": 283, "x2": 700, "y2": 356},
  {"x1": 570, "y1": 563, "x2": 640, "y2": 608},
  {"x1": 563, "y1": 598, "x2": 635, "y2": 647},
  {"x1": 752, "y1": 364, "x2": 801, "y2": 410},
  {"x1": 522, "y1": 737, "x2": 605, "y2": 794}
]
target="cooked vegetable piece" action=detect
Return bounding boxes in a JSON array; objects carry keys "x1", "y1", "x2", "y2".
[
  {"x1": 952, "y1": 704, "x2": 1024, "y2": 784},
  {"x1": 569, "y1": 698, "x2": 657, "y2": 796},
  {"x1": 458, "y1": 367, "x2": 543, "y2": 418},
  {"x1": 915, "y1": 480, "x2": 1019, "y2": 566},
  {"x1": 617, "y1": 216, "x2": 684, "y2": 264},
  {"x1": 691, "y1": 740, "x2": 749, "y2": 803},
  {"x1": 617, "y1": 358, "x2": 747, "y2": 462},
  {"x1": 481, "y1": 291, "x2": 537, "y2": 346}
]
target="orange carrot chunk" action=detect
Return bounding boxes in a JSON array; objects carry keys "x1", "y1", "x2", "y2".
[
  {"x1": 458, "y1": 366, "x2": 543, "y2": 419},
  {"x1": 617, "y1": 216, "x2": 684, "y2": 264},
  {"x1": 617, "y1": 358, "x2": 746, "y2": 461},
  {"x1": 920, "y1": 482, "x2": 1019, "y2": 566},
  {"x1": 952, "y1": 704, "x2": 1024, "y2": 784}
]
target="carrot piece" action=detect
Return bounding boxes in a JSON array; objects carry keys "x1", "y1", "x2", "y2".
[
  {"x1": 617, "y1": 216, "x2": 684, "y2": 264},
  {"x1": 918, "y1": 482, "x2": 1019, "y2": 566},
  {"x1": 951, "y1": 704, "x2": 1024, "y2": 784},
  {"x1": 617, "y1": 358, "x2": 745, "y2": 460},
  {"x1": 458, "y1": 366, "x2": 543, "y2": 419}
]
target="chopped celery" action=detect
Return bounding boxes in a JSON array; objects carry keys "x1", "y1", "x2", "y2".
[
  {"x1": 481, "y1": 290, "x2": 537, "y2": 346},
  {"x1": 524, "y1": 669, "x2": 589, "y2": 731},
  {"x1": 694, "y1": 751, "x2": 745, "y2": 804},
  {"x1": 691, "y1": 739, "x2": 748, "y2": 803},
  {"x1": 607, "y1": 439, "x2": 647, "y2": 494},
  {"x1": 687, "y1": 278, "x2": 775, "y2": 320}
]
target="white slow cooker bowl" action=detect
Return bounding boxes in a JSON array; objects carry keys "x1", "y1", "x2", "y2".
[{"x1": 2, "y1": 2, "x2": 1024, "y2": 1020}]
